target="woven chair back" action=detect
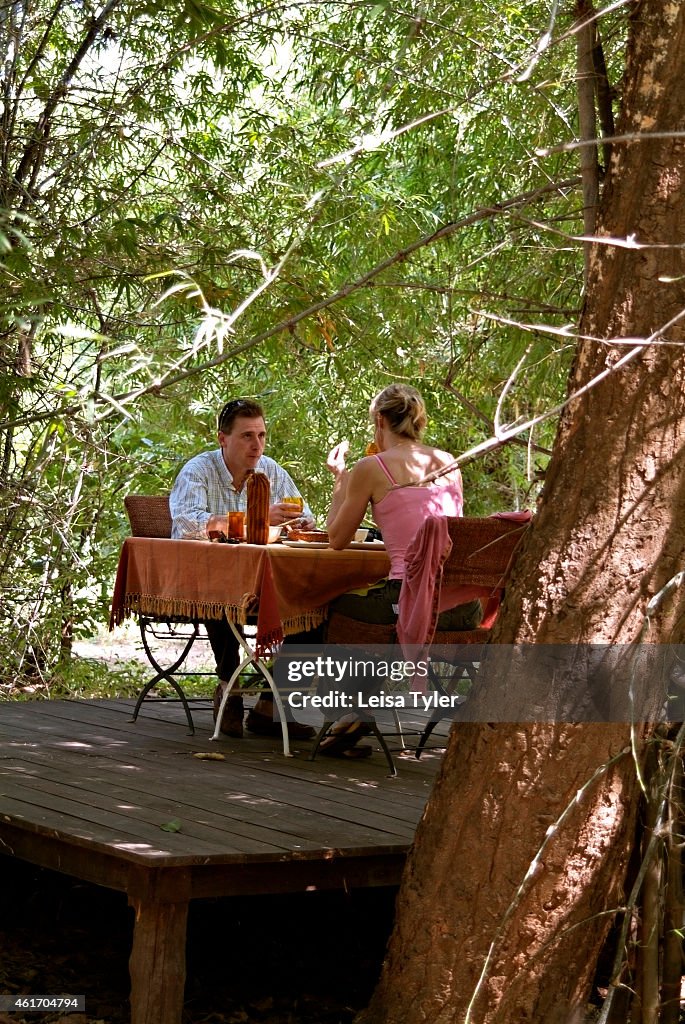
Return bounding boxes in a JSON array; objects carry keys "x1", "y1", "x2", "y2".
[
  {"x1": 442, "y1": 516, "x2": 529, "y2": 591},
  {"x1": 124, "y1": 494, "x2": 172, "y2": 538},
  {"x1": 326, "y1": 615, "x2": 394, "y2": 646}
]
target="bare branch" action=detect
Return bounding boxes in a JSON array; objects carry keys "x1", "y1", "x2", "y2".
[
  {"x1": 575, "y1": 0, "x2": 600, "y2": 284},
  {"x1": 8, "y1": 0, "x2": 123, "y2": 200},
  {"x1": 538, "y1": 130, "x2": 685, "y2": 158},
  {"x1": 417, "y1": 304, "x2": 685, "y2": 487},
  {"x1": 442, "y1": 381, "x2": 553, "y2": 458},
  {"x1": 506, "y1": 207, "x2": 685, "y2": 252},
  {"x1": 515, "y1": 0, "x2": 561, "y2": 83}
]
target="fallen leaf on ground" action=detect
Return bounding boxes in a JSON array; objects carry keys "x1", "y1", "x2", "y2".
[
  {"x1": 193, "y1": 752, "x2": 226, "y2": 761},
  {"x1": 160, "y1": 819, "x2": 182, "y2": 832}
]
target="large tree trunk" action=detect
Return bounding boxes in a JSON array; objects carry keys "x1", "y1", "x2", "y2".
[{"x1": 362, "y1": 3, "x2": 685, "y2": 1022}]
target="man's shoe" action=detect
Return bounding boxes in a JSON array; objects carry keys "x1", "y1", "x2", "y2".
[
  {"x1": 213, "y1": 685, "x2": 244, "y2": 738},
  {"x1": 245, "y1": 709, "x2": 316, "y2": 741}
]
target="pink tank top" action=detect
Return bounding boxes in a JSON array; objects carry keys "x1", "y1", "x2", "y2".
[{"x1": 372, "y1": 454, "x2": 463, "y2": 578}]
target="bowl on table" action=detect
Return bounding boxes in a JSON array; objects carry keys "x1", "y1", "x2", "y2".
[{"x1": 268, "y1": 526, "x2": 283, "y2": 543}]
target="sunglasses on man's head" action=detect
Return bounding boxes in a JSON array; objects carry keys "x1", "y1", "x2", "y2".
[{"x1": 218, "y1": 399, "x2": 251, "y2": 428}]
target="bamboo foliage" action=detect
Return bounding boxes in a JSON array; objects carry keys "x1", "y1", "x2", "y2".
[{"x1": 0, "y1": 1, "x2": 627, "y2": 682}]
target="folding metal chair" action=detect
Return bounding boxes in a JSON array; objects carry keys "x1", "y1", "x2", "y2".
[
  {"x1": 309, "y1": 617, "x2": 399, "y2": 776},
  {"x1": 124, "y1": 495, "x2": 212, "y2": 734}
]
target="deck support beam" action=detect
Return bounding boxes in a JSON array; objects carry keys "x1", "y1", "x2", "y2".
[{"x1": 128, "y1": 868, "x2": 191, "y2": 1024}]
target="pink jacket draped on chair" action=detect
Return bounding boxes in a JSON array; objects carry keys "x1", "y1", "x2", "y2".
[{"x1": 396, "y1": 510, "x2": 532, "y2": 654}]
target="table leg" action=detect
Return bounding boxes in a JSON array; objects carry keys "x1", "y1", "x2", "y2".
[
  {"x1": 210, "y1": 622, "x2": 292, "y2": 756},
  {"x1": 128, "y1": 868, "x2": 190, "y2": 1024}
]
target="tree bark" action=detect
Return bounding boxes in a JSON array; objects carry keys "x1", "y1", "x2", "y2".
[{"x1": 362, "y1": 3, "x2": 685, "y2": 1022}]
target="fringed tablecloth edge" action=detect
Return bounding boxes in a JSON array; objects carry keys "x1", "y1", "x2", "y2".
[
  {"x1": 120, "y1": 593, "x2": 257, "y2": 624},
  {"x1": 281, "y1": 607, "x2": 327, "y2": 636}
]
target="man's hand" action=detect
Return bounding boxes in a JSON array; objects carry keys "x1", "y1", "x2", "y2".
[
  {"x1": 326, "y1": 439, "x2": 349, "y2": 476},
  {"x1": 270, "y1": 502, "x2": 315, "y2": 528},
  {"x1": 206, "y1": 513, "x2": 229, "y2": 536}
]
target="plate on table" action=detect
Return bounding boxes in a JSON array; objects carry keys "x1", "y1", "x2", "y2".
[
  {"x1": 281, "y1": 539, "x2": 385, "y2": 550},
  {"x1": 282, "y1": 539, "x2": 329, "y2": 548}
]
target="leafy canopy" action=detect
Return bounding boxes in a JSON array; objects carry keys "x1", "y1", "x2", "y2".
[{"x1": 0, "y1": 0, "x2": 627, "y2": 683}]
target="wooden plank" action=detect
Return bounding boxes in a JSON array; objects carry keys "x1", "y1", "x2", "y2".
[
  {"x1": 0, "y1": 700, "x2": 438, "y2": 868},
  {"x1": 0, "y1": 817, "x2": 136, "y2": 891},
  {"x1": 0, "y1": 792, "x2": 240, "y2": 862},
  {"x1": 12, "y1": 697, "x2": 451, "y2": 804},
  {"x1": 10, "y1": 696, "x2": 445, "y2": 806},
  {"x1": 241, "y1": 747, "x2": 440, "y2": 810},
  {"x1": 2, "y1": 703, "x2": 431, "y2": 828},
  {"x1": 2, "y1": 737, "x2": 420, "y2": 848},
  {"x1": 113, "y1": 693, "x2": 455, "y2": 754},
  {"x1": 3, "y1": 746, "x2": 415, "y2": 854},
  {"x1": 0, "y1": 764, "x2": 297, "y2": 855},
  {"x1": 2, "y1": 761, "x2": 419, "y2": 864},
  {"x1": 6, "y1": 745, "x2": 420, "y2": 844},
  {"x1": 14, "y1": 694, "x2": 452, "y2": 769},
  {"x1": 2, "y1": 760, "x2": 415, "y2": 859},
  {"x1": 188, "y1": 853, "x2": 407, "y2": 898}
]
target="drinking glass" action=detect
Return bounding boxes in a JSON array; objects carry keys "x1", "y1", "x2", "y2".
[
  {"x1": 228, "y1": 510, "x2": 245, "y2": 540},
  {"x1": 282, "y1": 496, "x2": 304, "y2": 514}
]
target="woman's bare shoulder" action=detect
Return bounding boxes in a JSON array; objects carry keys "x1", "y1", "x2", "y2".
[
  {"x1": 425, "y1": 445, "x2": 459, "y2": 470},
  {"x1": 347, "y1": 454, "x2": 385, "y2": 491},
  {"x1": 351, "y1": 454, "x2": 380, "y2": 475}
]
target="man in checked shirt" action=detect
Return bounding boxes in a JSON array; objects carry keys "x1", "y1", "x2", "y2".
[{"x1": 170, "y1": 398, "x2": 317, "y2": 740}]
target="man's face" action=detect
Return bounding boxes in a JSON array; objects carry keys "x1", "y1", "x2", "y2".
[{"x1": 219, "y1": 415, "x2": 266, "y2": 477}]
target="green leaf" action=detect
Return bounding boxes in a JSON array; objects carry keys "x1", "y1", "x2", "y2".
[{"x1": 160, "y1": 819, "x2": 182, "y2": 833}]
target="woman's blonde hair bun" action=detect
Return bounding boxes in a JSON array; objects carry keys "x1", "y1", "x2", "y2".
[{"x1": 370, "y1": 384, "x2": 427, "y2": 440}]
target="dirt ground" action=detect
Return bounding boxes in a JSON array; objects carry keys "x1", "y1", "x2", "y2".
[
  {"x1": 73, "y1": 622, "x2": 218, "y2": 675},
  {"x1": 0, "y1": 856, "x2": 397, "y2": 1024}
]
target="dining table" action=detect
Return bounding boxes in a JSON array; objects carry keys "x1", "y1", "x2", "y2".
[{"x1": 109, "y1": 537, "x2": 390, "y2": 751}]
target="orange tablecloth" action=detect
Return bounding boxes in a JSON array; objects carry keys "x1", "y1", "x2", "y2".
[{"x1": 110, "y1": 538, "x2": 390, "y2": 647}]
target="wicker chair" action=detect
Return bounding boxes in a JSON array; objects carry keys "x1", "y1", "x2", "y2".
[
  {"x1": 311, "y1": 515, "x2": 530, "y2": 770},
  {"x1": 124, "y1": 494, "x2": 211, "y2": 734},
  {"x1": 124, "y1": 494, "x2": 173, "y2": 539}
]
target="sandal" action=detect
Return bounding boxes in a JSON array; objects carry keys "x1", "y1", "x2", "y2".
[
  {"x1": 319, "y1": 735, "x2": 373, "y2": 759},
  {"x1": 319, "y1": 717, "x2": 373, "y2": 759}
]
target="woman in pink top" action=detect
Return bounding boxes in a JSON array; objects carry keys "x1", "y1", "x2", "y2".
[
  {"x1": 311, "y1": 384, "x2": 481, "y2": 758},
  {"x1": 325, "y1": 383, "x2": 482, "y2": 630}
]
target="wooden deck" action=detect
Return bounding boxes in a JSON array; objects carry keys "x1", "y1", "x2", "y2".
[{"x1": 0, "y1": 697, "x2": 447, "y2": 1024}]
